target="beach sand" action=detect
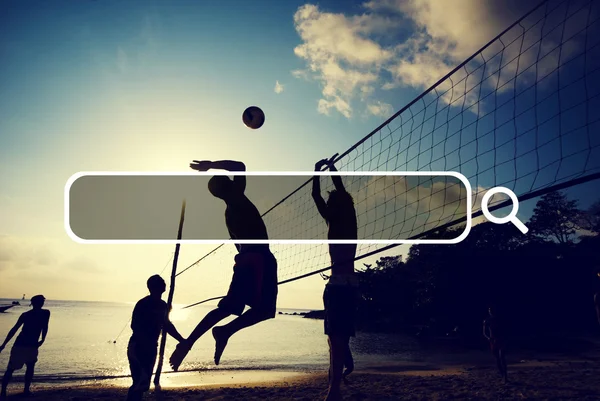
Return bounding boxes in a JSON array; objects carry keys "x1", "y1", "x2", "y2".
[{"x1": 5, "y1": 357, "x2": 600, "y2": 400}]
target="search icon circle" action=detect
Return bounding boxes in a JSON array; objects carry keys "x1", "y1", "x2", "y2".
[{"x1": 481, "y1": 187, "x2": 529, "y2": 234}]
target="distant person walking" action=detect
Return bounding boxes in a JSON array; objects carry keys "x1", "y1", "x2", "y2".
[
  {"x1": 127, "y1": 275, "x2": 184, "y2": 401},
  {"x1": 594, "y1": 271, "x2": 600, "y2": 328},
  {"x1": 0, "y1": 295, "x2": 50, "y2": 398},
  {"x1": 483, "y1": 306, "x2": 508, "y2": 383},
  {"x1": 312, "y1": 154, "x2": 359, "y2": 401}
]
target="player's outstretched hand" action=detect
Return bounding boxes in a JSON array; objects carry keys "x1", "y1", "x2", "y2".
[
  {"x1": 326, "y1": 153, "x2": 339, "y2": 166},
  {"x1": 190, "y1": 160, "x2": 212, "y2": 171},
  {"x1": 315, "y1": 159, "x2": 328, "y2": 171},
  {"x1": 315, "y1": 153, "x2": 339, "y2": 171}
]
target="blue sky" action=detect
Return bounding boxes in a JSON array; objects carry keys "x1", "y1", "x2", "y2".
[{"x1": 1, "y1": 0, "x2": 599, "y2": 308}]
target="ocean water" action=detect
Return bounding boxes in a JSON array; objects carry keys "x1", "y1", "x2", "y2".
[{"x1": 0, "y1": 299, "x2": 423, "y2": 385}]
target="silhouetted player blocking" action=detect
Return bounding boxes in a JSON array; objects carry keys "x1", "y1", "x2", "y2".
[
  {"x1": 0, "y1": 295, "x2": 50, "y2": 398},
  {"x1": 169, "y1": 160, "x2": 278, "y2": 370},
  {"x1": 127, "y1": 275, "x2": 184, "y2": 401},
  {"x1": 312, "y1": 154, "x2": 359, "y2": 401},
  {"x1": 483, "y1": 306, "x2": 508, "y2": 383}
]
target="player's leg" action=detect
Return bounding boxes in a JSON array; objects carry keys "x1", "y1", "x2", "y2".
[
  {"x1": 126, "y1": 340, "x2": 143, "y2": 401},
  {"x1": 343, "y1": 285, "x2": 358, "y2": 381},
  {"x1": 138, "y1": 347, "x2": 157, "y2": 396},
  {"x1": 23, "y1": 362, "x2": 35, "y2": 395},
  {"x1": 342, "y1": 338, "x2": 354, "y2": 380},
  {"x1": 2, "y1": 347, "x2": 23, "y2": 398},
  {"x1": 187, "y1": 307, "x2": 231, "y2": 346},
  {"x1": 212, "y1": 307, "x2": 273, "y2": 365},
  {"x1": 326, "y1": 335, "x2": 345, "y2": 401},
  {"x1": 323, "y1": 285, "x2": 344, "y2": 400},
  {"x1": 1, "y1": 367, "x2": 15, "y2": 397},
  {"x1": 499, "y1": 348, "x2": 508, "y2": 382},
  {"x1": 212, "y1": 252, "x2": 278, "y2": 365},
  {"x1": 169, "y1": 307, "x2": 231, "y2": 371},
  {"x1": 492, "y1": 346, "x2": 503, "y2": 376}
]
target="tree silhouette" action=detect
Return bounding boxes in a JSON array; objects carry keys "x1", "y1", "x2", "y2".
[
  {"x1": 579, "y1": 200, "x2": 600, "y2": 235},
  {"x1": 529, "y1": 191, "x2": 582, "y2": 244},
  {"x1": 354, "y1": 193, "x2": 600, "y2": 341}
]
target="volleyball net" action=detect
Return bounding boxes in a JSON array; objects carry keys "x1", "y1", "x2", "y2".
[{"x1": 174, "y1": 0, "x2": 600, "y2": 307}]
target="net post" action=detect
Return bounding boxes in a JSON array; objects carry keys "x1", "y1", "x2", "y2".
[{"x1": 154, "y1": 199, "x2": 186, "y2": 388}]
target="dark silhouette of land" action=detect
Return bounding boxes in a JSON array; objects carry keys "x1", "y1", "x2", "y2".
[
  {"x1": 0, "y1": 295, "x2": 50, "y2": 398},
  {"x1": 353, "y1": 191, "x2": 600, "y2": 354},
  {"x1": 169, "y1": 160, "x2": 278, "y2": 371}
]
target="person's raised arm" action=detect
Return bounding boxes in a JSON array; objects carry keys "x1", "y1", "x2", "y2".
[
  {"x1": 190, "y1": 160, "x2": 246, "y2": 192},
  {"x1": 312, "y1": 159, "x2": 328, "y2": 220},
  {"x1": 328, "y1": 161, "x2": 346, "y2": 193},
  {"x1": 38, "y1": 311, "x2": 50, "y2": 348},
  {"x1": 0, "y1": 315, "x2": 24, "y2": 353},
  {"x1": 190, "y1": 160, "x2": 246, "y2": 172},
  {"x1": 322, "y1": 153, "x2": 346, "y2": 192},
  {"x1": 483, "y1": 320, "x2": 490, "y2": 340}
]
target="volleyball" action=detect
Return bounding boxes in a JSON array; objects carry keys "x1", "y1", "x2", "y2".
[{"x1": 242, "y1": 106, "x2": 265, "y2": 129}]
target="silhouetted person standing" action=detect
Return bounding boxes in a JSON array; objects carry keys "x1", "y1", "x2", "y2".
[
  {"x1": 483, "y1": 306, "x2": 508, "y2": 383},
  {"x1": 169, "y1": 160, "x2": 278, "y2": 370},
  {"x1": 127, "y1": 275, "x2": 184, "y2": 401},
  {"x1": 0, "y1": 295, "x2": 50, "y2": 398},
  {"x1": 313, "y1": 154, "x2": 359, "y2": 401},
  {"x1": 594, "y1": 271, "x2": 600, "y2": 328}
]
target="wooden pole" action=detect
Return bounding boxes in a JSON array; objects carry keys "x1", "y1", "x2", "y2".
[{"x1": 154, "y1": 199, "x2": 186, "y2": 388}]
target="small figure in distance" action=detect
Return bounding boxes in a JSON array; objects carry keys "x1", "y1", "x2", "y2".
[
  {"x1": 312, "y1": 154, "x2": 359, "y2": 401},
  {"x1": 593, "y1": 270, "x2": 600, "y2": 328},
  {"x1": 169, "y1": 160, "x2": 278, "y2": 371},
  {"x1": 0, "y1": 295, "x2": 50, "y2": 398},
  {"x1": 483, "y1": 306, "x2": 508, "y2": 383},
  {"x1": 126, "y1": 275, "x2": 185, "y2": 401}
]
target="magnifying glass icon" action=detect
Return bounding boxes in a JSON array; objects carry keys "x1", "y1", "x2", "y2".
[{"x1": 481, "y1": 187, "x2": 528, "y2": 234}]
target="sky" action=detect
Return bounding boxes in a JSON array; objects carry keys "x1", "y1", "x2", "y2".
[{"x1": 1, "y1": 0, "x2": 599, "y2": 309}]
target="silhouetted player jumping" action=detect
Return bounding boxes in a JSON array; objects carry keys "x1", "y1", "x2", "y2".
[
  {"x1": 0, "y1": 295, "x2": 50, "y2": 398},
  {"x1": 312, "y1": 154, "x2": 359, "y2": 401},
  {"x1": 127, "y1": 275, "x2": 184, "y2": 401},
  {"x1": 483, "y1": 306, "x2": 508, "y2": 383},
  {"x1": 169, "y1": 160, "x2": 278, "y2": 370}
]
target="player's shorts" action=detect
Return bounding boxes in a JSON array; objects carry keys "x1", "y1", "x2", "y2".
[
  {"x1": 218, "y1": 250, "x2": 278, "y2": 318},
  {"x1": 7, "y1": 345, "x2": 38, "y2": 370},
  {"x1": 323, "y1": 281, "x2": 359, "y2": 337}
]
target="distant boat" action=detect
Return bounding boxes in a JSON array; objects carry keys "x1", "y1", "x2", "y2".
[
  {"x1": 22, "y1": 294, "x2": 25, "y2": 300},
  {"x1": 0, "y1": 305, "x2": 15, "y2": 313},
  {"x1": 12, "y1": 301, "x2": 20, "y2": 305}
]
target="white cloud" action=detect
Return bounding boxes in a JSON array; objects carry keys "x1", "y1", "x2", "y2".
[
  {"x1": 366, "y1": 100, "x2": 393, "y2": 117},
  {"x1": 292, "y1": 0, "x2": 573, "y2": 119},
  {"x1": 274, "y1": 80, "x2": 285, "y2": 94},
  {"x1": 292, "y1": 4, "x2": 393, "y2": 118}
]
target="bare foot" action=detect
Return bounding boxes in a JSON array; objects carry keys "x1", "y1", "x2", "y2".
[
  {"x1": 212, "y1": 326, "x2": 230, "y2": 365},
  {"x1": 169, "y1": 341, "x2": 191, "y2": 372}
]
